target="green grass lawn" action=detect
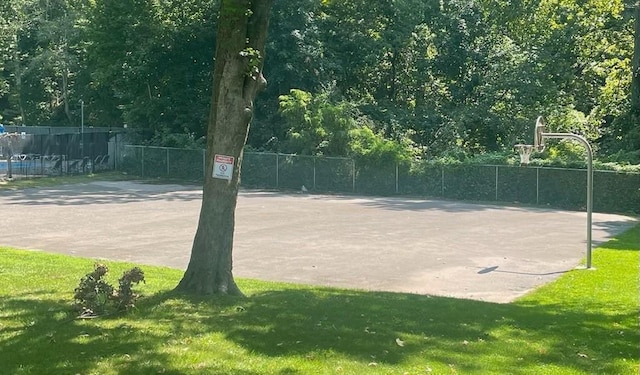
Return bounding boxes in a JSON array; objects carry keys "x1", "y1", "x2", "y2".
[
  {"x1": 0, "y1": 172, "x2": 133, "y2": 190},
  {"x1": 1, "y1": 226, "x2": 638, "y2": 375}
]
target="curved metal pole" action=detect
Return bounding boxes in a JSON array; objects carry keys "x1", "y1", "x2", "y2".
[{"x1": 541, "y1": 132, "x2": 593, "y2": 269}]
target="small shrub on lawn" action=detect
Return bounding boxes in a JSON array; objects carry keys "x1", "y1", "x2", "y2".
[
  {"x1": 114, "y1": 266, "x2": 146, "y2": 311},
  {"x1": 73, "y1": 263, "x2": 145, "y2": 317}
]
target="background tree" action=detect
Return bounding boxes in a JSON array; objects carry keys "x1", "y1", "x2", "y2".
[
  {"x1": 0, "y1": 0, "x2": 637, "y2": 162},
  {"x1": 175, "y1": 0, "x2": 274, "y2": 295},
  {"x1": 593, "y1": 0, "x2": 640, "y2": 161},
  {"x1": 632, "y1": 1, "x2": 640, "y2": 116},
  {"x1": 0, "y1": 0, "x2": 86, "y2": 125},
  {"x1": 248, "y1": 0, "x2": 328, "y2": 151},
  {"x1": 626, "y1": 0, "x2": 640, "y2": 158}
]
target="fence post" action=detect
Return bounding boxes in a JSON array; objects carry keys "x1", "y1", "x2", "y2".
[
  {"x1": 395, "y1": 162, "x2": 399, "y2": 194},
  {"x1": 113, "y1": 135, "x2": 118, "y2": 171},
  {"x1": 313, "y1": 156, "x2": 317, "y2": 190},
  {"x1": 441, "y1": 167, "x2": 445, "y2": 197},
  {"x1": 141, "y1": 146, "x2": 145, "y2": 178},
  {"x1": 275, "y1": 153, "x2": 279, "y2": 188},
  {"x1": 495, "y1": 165, "x2": 499, "y2": 201},
  {"x1": 536, "y1": 167, "x2": 539, "y2": 205},
  {"x1": 352, "y1": 159, "x2": 356, "y2": 192},
  {"x1": 166, "y1": 148, "x2": 170, "y2": 177}
]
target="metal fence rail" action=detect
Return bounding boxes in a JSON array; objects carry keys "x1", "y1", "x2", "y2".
[{"x1": 117, "y1": 145, "x2": 640, "y2": 214}]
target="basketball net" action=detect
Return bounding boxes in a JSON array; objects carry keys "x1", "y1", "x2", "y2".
[{"x1": 514, "y1": 144, "x2": 534, "y2": 165}]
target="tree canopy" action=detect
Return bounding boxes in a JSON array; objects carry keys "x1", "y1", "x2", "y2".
[{"x1": 1, "y1": 0, "x2": 638, "y2": 162}]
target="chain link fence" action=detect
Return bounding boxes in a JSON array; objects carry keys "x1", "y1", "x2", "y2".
[
  {"x1": 1, "y1": 130, "x2": 125, "y2": 178},
  {"x1": 117, "y1": 145, "x2": 640, "y2": 214}
]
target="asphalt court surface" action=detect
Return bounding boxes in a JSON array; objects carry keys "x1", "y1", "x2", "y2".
[{"x1": 0, "y1": 181, "x2": 637, "y2": 303}]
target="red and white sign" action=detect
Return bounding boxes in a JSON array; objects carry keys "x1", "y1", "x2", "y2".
[{"x1": 213, "y1": 154, "x2": 235, "y2": 180}]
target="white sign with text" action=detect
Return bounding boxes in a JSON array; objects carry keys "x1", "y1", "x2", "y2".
[{"x1": 212, "y1": 154, "x2": 234, "y2": 180}]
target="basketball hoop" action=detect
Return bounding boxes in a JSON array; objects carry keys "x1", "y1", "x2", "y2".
[
  {"x1": 514, "y1": 144, "x2": 534, "y2": 165},
  {"x1": 534, "y1": 116, "x2": 546, "y2": 152},
  {"x1": 514, "y1": 114, "x2": 595, "y2": 268}
]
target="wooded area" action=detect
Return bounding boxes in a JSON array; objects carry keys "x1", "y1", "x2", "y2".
[{"x1": 1, "y1": 0, "x2": 638, "y2": 163}]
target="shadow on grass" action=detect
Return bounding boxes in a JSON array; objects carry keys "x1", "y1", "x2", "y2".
[
  {"x1": 596, "y1": 224, "x2": 640, "y2": 251},
  {"x1": 1, "y1": 283, "x2": 637, "y2": 374},
  {"x1": 0, "y1": 292, "x2": 184, "y2": 375},
  {"x1": 1, "y1": 232, "x2": 637, "y2": 374},
  {"x1": 138, "y1": 285, "x2": 636, "y2": 374},
  {"x1": 229, "y1": 290, "x2": 637, "y2": 371}
]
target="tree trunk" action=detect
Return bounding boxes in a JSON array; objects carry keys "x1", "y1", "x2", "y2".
[
  {"x1": 12, "y1": 35, "x2": 26, "y2": 124},
  {"x1": 1, "y1": 135, "x2": 15, "y2": 179},
  {"x1": 175, "y1": 0, "x2": 273, "y2": 296},
  {"x1": 62, "y1": 65, "x2": 72, "y2": 125}
]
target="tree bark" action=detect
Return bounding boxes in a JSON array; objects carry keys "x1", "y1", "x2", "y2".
[{"x1": 175, "y1": 0, "x2": 273, "y2": 296}]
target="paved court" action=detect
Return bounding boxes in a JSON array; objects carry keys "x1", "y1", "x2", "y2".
[{"x1": 0, "y1": 180, "x2": 637, "y2": 303}]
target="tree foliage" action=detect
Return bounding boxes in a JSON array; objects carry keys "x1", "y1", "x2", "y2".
[
  {"x1": 0, "y1": 0, "x2": 637, "y2": 162},
  {"x1": 278, "y1": 88, "x2": 416, "y2": 163}
]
